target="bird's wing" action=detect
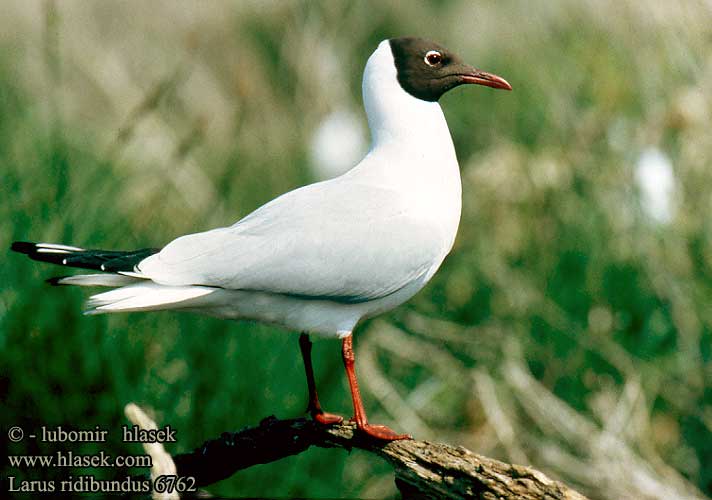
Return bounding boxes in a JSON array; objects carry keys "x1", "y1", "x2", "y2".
[{"x1": 138, "y1": 180, "x2": 446, "y2": 303}]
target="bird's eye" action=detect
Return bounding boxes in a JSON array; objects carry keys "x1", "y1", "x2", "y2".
[{"x1": 424, "y1": 50, "x2": 443, "y2": 66}]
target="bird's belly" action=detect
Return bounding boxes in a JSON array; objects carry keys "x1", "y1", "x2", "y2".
[
  {"x1": 182, "y1": 264, "x2": 442, "y2": 338},
  {"x1": 185, "y1": 289, "x2": 368, "y2": 338}
]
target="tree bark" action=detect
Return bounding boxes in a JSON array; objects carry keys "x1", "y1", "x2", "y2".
[{"x1": 166, "y1": 414, "x2": 589, "y2": 499}]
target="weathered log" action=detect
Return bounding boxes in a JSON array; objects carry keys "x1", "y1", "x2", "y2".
[{"x1": 166, "y1": 414, "x2": 589, "y2": 499}]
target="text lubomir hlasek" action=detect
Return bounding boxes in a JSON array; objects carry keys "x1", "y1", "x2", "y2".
[{"x1": 37, "y1": 425, "x2": 176, "y2": 443}]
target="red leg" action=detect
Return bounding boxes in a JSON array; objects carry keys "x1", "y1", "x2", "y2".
[
  {"x1": 299, "y1": 333, "x2": 343, "y2": 425},
  {"x1": 341, "y1": 334, "x2": 411, "y2": 441}
]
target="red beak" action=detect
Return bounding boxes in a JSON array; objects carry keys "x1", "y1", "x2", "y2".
[{"x1": 460, "y1": 69, "x2": 512, "y2": 91}]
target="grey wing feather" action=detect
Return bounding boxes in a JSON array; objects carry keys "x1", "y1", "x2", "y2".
[{"x1": 138, "y1": 180, "x2": 443, "y2": 302}]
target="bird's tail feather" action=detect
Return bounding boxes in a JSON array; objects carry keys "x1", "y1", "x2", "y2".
[
  {"x1": 11, "y1": 241, "x2": 213, "y2": 315},
  {"x1": 85, "y1": 283, "x2": 216, "y2": 315},
  {"x1": 48, "y1": 274, "x2": 145, "y2": 287}
]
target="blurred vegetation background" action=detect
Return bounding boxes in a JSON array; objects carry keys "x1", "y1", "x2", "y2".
[{"x1": 1, "y1": 1, "x2": 711, "y2": 498}]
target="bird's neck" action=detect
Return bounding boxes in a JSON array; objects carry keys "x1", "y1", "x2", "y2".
[
  {"x1": 360, "y1": 84, "x2": 460, "y2": 193},
  {"x1": 356, "y1": 42, "x2": 462, "y2": 243},
  {"x1": 362, "y1": 42, "x2": 456, "y2": 153},
  {"x1": 366, "y1": 92, "x2": 454, "y2": 153}
]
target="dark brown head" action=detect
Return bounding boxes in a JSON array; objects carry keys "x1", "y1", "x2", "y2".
[{"x1": 388, "y1": 37, "x2": 511, "y2": 102}]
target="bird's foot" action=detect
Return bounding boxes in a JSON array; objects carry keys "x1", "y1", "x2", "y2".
[
  {"x1": 356, "y1": 423, "x2": 411, "y2": 441},
  {"x1": 310, "y1": 410, "x2": 344, "y2": 426}
]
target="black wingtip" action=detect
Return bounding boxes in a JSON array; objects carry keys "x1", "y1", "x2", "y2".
[{"x1": 11, "y1": 241, "x2": 36, "y2": 254}]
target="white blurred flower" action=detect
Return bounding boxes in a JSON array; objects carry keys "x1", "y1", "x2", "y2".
[
  {"x1": 634, "y1": 148, "x2": 676, "y2": 224},
  {"x1": 309, "y1": 109, "x2": 366, "y2": 180}
]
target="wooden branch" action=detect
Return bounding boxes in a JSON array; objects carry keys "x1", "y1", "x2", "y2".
[{"x1": 167, "y1": 415, "x2": 589, "y2": 500}]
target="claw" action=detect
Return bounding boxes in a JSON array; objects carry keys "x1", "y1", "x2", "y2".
[
  {"x1": 312, "y1": 411, "x2": 344, "y2": 426},
  {"x1": 356, "y1": 423, "x2": 411, "y2": 441}
]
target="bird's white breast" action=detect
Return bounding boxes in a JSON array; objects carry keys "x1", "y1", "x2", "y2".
[{"x1": 349, "y1": 40, "x2": 462, "y2": 253}]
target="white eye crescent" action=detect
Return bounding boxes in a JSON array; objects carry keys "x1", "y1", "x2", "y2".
[{"x1": 424, "y1": 50, "x2": 443, "y2": 66}]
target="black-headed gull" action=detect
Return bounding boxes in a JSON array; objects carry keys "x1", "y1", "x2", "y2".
[{"x1": 12, "y1": 37, "x2": 511, "y2": 440}]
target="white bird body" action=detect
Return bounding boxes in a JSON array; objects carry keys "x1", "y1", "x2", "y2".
[
  {"x1": 13, "y1": 36, "x2": 511, "y2": 441},
  {"x1": 89, "y1": 40, "x2": 462, "y2": 338}
]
